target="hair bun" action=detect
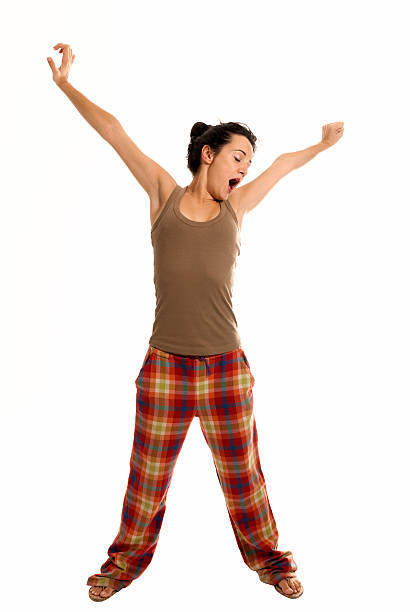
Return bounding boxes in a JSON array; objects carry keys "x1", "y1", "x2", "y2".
[{"x1": 190, "y1": 122, "x2": 211, "y2": 142}]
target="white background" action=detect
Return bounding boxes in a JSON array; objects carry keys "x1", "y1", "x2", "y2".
[{"x1": 1, "y1": 0, "x2": 409, "y2": 610}]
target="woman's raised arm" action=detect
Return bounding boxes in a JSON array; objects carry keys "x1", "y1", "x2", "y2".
[
  {"x1": 48, "y1": 43, "x2": 117, "y2": 141},
  {"x1": 47, "y1": 42, "x2": 173, "y2": 199}
]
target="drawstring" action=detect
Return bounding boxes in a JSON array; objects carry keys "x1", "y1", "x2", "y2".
[{"x1": 197, "y1": 355, "x2": 211, "y2": 376}]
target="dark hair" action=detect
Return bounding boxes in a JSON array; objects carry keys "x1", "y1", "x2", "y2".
[{"x1": 186, "y1": 120, "x2": 257, "y2": 176}]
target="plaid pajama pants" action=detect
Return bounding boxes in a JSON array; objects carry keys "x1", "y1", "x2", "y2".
[{"x1": 86, "y1": 344, "x2": 297, "y2": 591}]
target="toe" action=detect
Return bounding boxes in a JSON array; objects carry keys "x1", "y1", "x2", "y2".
[
  {"x1": 290, "y1": 578, "x2": 302, "y2": 593},
  {"x1": 100, "y1": 587, "x2": 113, "y2": 597},
  {"x1": 90, "y1": 586, "x2": 102, "y2": 595},
  {"x1": 278, "y1": 578, "x2": 294, "y2": 594}
]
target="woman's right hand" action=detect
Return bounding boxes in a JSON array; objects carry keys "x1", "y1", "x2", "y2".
[{"x1": 47, "y1": 43, "x2": 76, "y2": 86}]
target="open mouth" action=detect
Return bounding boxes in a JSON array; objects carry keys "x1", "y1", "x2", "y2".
[{"x1": 228, "y1": 177, "x2": 241, "y2": 193}]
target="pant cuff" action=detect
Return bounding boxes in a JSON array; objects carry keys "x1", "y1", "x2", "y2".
[{"x1": 256, "y1": 554, "x2": 298, "y2": 587}]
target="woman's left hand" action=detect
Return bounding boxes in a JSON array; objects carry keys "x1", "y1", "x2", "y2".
[{"x1": 321, "y1": 122, "x2": 344, "y2": 147}]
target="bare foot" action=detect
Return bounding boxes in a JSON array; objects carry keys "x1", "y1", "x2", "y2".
[
  {"x1": 277, "y1": 573, "x2": 303, "y2": 596},
  {"x1": 89, "y1": 585, "x2": 117, "y2": 600}
]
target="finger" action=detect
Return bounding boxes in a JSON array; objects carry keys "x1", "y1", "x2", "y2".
[
  {"x1": 54, "y1": 43, "x2": 70, "y2": 55},
  {"x1": 61, "y1": 46, "x2": 70, "y2": 70},
  {"x1": 47, "y1": 57, "x2": 56, "y2": 73}
]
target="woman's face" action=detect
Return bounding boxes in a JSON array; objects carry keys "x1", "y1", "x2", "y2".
[{"x1": 206, "y1": 134, "x2": 254, "y2": 200}]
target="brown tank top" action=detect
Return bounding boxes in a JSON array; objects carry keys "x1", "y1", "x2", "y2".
[{"x1": 148, "y1": 184, "x2": 242, "y2": 356}]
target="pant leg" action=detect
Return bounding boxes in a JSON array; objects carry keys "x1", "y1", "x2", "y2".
[
  {"x1": 86, "y1": 345, "x2": 196, "y2": 591},
  {"x1": 197, "y1": 347, "x2": 298, "y2": 587}
]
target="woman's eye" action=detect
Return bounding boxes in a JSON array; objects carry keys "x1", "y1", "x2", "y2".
[{"x1": 234, "y1": 156, "x2": 241, "y2": 162}]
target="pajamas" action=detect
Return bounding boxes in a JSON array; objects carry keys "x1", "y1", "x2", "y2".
[{"x1": 86, "y1": 345, "x2": 297, "y2": 591}]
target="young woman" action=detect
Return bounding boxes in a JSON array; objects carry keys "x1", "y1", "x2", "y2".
[{"x1": 47, "y1": 43, "x2": 344, "y2": 602}]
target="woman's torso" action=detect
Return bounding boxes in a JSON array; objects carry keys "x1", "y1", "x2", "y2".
[{"x1": 148, "y1": 183, "x2": 242, "y2": 356}]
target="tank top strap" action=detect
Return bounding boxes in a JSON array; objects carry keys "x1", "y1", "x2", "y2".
[
  {"x1": 151, "y1": 184, "x2": 180, "y2": 235},
  {"x1": 224, "y1": 198, "x2": 240, "y2": 230}
]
